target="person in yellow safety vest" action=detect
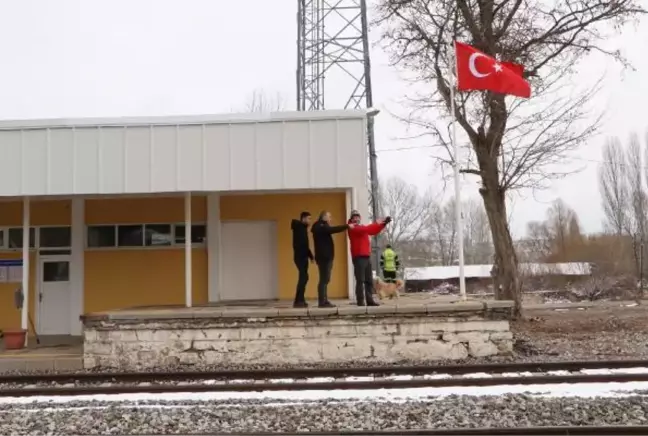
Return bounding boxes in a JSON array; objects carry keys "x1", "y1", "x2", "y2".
[{"x1": 380, "y1": 244, "x2": 400, "y2": 283}]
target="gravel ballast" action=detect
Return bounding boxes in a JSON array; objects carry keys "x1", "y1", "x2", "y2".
[{"x1": 1, "y1": 394, "x2": 647, "y2": 434}]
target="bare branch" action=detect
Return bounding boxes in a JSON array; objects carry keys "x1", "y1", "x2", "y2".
[
  {"x1": 378, "y1": 176, "x2": 430, "y2": 249},
  {"x1": 375, "y1": 0, "x2": 644, "y2": 316},
  {"x1": 241, "y1": 89, "x2": 286, "y2": 113}
]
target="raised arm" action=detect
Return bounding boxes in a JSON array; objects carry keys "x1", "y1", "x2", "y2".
[
  {"x1": 328, "y1": 224, "x2": 349, "y2": 234},
  {"x1": 348, "y1": 222, "x2": 386, "y2": 236},
  {"x1": 365, "y1": 222, "x2": 386, "y2": 236}
]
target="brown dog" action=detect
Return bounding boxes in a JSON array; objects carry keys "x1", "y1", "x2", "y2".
[{"x1": 374, "y1": 277, "x2": 404, "y2": 300}]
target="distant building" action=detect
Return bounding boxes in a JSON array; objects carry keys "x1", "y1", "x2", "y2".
[{"x1": 404, "y1": 262, "x2": 592, "y2": 292}]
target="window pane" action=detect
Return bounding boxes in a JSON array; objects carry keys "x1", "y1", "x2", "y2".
[
  {"x1": 117, "y1": 225, "x2": 144, "y2": 247},
  {"x1": 42, "y1": 261, "x2": 70, "y2": 282},
  {"x1": 40, "y1": 227, "x2": 71, "y2": 248},
  {"x1": 8, "y1": 228, "x2": 36, "y2": 248},
  {"x1": 0, "y1": 229, "x2": 4, "y2": 249},
  {"x1": 87, "y1": 226, "x2": 116, "y2": 248},
  {"x1": 174, "y1": 224, "x2": 207, "y2": 244},
  {"x1": 144, "y1": 224, "x2": 172, "y2": 246}
]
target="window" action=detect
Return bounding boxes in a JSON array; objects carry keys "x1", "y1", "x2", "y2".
[
  {"x1": 85, "y1": 223, "x2": 207, "y2": 248},
  {"x1": 39, "y1": 227, "x2": 71, "y2": 248},
  {"x1": 42, "y1": 261, "x2": 70, "y2": 282},
  {"x1": 8, "y1": 228, "x2": 36, "y2": 248},
  {"x1": 144, "y1": 224, "x2": 172, "y2": 246},
  {"x1": 87, "y1": 226, "x2": 116, "y2": 248},
  {"x1": 117, "y1": 225, "x2": 144, "y2": 247},
  {"x1": 174, "y1": 224, "x2": 207, "y2": 244},
  {"x1": 0, "y1": 229, "x2": 4, "y2": 249}
]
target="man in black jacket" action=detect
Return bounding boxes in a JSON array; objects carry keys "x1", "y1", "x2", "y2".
[
  {"x1": 291, "y1": 211, "x2": 314, "y2": 308},
  {"x1": 311, "y1": 211, "x2": 353, "y2": 308}
]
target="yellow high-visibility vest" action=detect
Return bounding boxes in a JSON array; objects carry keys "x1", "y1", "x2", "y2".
[{"x1": 382, "y1": 248, "x2": 397, "y2": 272}]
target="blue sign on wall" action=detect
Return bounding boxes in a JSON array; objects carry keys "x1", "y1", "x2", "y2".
[{"x1": 0, "y1": 260, "x2": 22, "y2": 267}]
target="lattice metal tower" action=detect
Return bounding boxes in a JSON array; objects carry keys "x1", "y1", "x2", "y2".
[
  {"x1": 296, "y1": 0, "x2": 373, "y2": 111},
  {"x1": 296, "y1": 0, "x2": 380, "y2": 216}
]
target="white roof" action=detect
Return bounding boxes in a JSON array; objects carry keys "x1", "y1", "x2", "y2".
[
  {"x1": 0, "y1": 109, "x2": 367, "y2": 130},
  {"x1": 0, "y1": 109, "x2": 369, "y2": 198},
  {"x1": 405, "y1": 263, "x2": 591, "y2": 280}
]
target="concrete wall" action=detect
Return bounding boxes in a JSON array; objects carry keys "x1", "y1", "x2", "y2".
[{"x1": 82, "y1": 304, "x2": 514, "y2": 370}]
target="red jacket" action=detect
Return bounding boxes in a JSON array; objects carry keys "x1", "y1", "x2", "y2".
[{"x1": 347, "y1": 219, "x2": 386, "y2": 257}]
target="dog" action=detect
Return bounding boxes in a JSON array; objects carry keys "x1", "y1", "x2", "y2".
[{"x1": 374, "y1": 277, "x2": 404, "y2": 300}]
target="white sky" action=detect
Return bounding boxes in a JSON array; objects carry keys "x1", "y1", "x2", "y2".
[{"x1": 0, "y1": 0, "x2": 645, "y2": 237}]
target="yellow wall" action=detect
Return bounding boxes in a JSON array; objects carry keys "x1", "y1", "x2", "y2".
[
  {"x1": 84, "y1": 196, "x2": 208, "y2": 313},
  {"x1": 220, "y1": 192, "x2": 348, "y2": 300},
  {"x1": 0, "y1": 200, "x2": 71, "y2": 332},
  {"x1": 0, "y1": 192, "x2": 348, "y2": 332}
]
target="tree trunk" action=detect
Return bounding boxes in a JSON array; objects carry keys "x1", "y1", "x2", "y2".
[{"x1": 479, "y1": 173, "x2": 522, "y2": 318}]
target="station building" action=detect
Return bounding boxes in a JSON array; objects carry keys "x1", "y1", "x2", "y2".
[{"x1": 0, "y1": 110, "x2": 369, "y2": 338}]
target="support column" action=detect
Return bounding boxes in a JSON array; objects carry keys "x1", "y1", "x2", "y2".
[
  {"x1": 206, "y1": 193, "x2": 221, "y2": 302},
  {"x1": 21, "y1": 197, "x2": 30, "y2": 343},
  {"x1": 70, "y1": 198, "x2": 85, "y2": 336},
  {"x1": 345, "y1": 188, "x2": 355, "y2": 300},
  {"x1": 184, "y1": 192, "x2": 193, "y2": 308}
]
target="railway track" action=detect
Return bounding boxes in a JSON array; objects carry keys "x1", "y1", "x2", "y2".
[
  {"x1": 193, "y1": 428, "x2": 648, "y2": 435},
  {"x1": 1, "y1": 359, "x2": 648, "y2": 397}
]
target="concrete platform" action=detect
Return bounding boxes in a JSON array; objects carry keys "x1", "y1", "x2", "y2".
[
  {"x1": 82, "y1": 297, "x2": 515, "y2": 370},
  {"x1": 0, "y1": 344, "x2": 82, "y2": 373}
]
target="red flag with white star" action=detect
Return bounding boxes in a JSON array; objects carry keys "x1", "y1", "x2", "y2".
[{"x1": 454, "y1": 41, "x2": 531, "y2": 98}]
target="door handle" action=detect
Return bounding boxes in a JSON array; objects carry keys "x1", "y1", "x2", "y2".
[{"x1": 39, "y1": 293, "x2": 42, "y2": 302}]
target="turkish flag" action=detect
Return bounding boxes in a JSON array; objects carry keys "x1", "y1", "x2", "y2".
[{"x1": 455, "y1": 41, "x2": 531, "y2": 98}]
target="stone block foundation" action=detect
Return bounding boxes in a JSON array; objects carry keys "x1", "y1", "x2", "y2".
[{"x1": 81, "y1": 301, "x2": 514, "y2": 370}]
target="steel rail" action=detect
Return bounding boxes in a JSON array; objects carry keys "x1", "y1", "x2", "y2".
[
  {"x1": 2, "y1": 359, "x2": 648, "y2": 385},
  {"x1": 151, "y1": 426, "x2": 648, "y2": 435},
  {"x1": 2, "y1": 372, "x2": 648, "y2": 397}
]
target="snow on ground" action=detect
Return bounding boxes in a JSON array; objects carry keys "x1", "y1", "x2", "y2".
[{"x1": 3, "y1": 380, "x2": 648, "y2": 406}]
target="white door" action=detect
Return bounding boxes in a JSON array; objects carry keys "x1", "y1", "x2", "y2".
[
  {"x1": 38, "y1": 257, "x2": 71, "y2": 335},
  {"x1": 220, "y1": 221, "x2": 277, "y2": 301}
]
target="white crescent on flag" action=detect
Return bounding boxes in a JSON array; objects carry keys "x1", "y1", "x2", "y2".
[{"x1": 468, "y1": 53, "x2": 491, "y2": 78}]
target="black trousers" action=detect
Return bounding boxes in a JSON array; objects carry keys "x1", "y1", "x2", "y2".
[
  {"x1": 383, "y1": 270, "x2": 397, "y2": 283},
  {"x1": 316, "y1": 259, "x2": 333, "y2": 305},
  {"x1": 294, "y1": 257, "x2": 309, "y2": 303},
  {"x1": 353, "y1": 256, "x2": 376, "y2": 305}
]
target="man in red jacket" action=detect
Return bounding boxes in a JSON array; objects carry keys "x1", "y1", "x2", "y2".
[{"x1": 347, "y1": 210, "x2": 392, "y2": 306}]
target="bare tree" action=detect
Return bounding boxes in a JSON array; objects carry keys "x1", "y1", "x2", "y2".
[
  {"x1": 422, "y1": 196, "x2": 491, "y2": 265},
  {"x1": 376, "y1": 0, "x2": 643, "y2": 316},
  {"x1": 525, "y1": 198, "x2": 583, "y2": 262},
  {"x1": 426, "y1": 199, "x2": 457, "y2": 266},
  {"x1": 463, "y1": 198, "x2": 492, "y2": 264},
  {"x1": 243, "y1": 89, "x2": 286, "y2": 112},
  {"x1": 545, "y1": 198, "x2": 577, "y2": 257},
  {"x1": 599, "y1": 138, "x2": 630, "y2": 235},
  {"x1": 626, "y1": 134, "x2": 647, "y2": 282},
  {"x1": 598, "y1": 134, "x2": 648, "y2": 284},
  {"x1": 525, "y1": 220, "x2": 553, "y2": 260},
  {"x1": 379, "y1": 176, "x2": 430, "y2": 249}
]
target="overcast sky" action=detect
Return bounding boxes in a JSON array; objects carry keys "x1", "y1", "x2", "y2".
[{"x1": 0, "y1": 0, "x2": 645, "y2": 237}]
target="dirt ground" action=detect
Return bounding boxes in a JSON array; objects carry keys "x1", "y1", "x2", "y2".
[{"x1": 509, "y1": 304, "x2": 648, "y2": 361}]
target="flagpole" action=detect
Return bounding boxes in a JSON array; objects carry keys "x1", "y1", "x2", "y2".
[{"x1": 449, "y1": 40, "x2": 467, "y2": 301}]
